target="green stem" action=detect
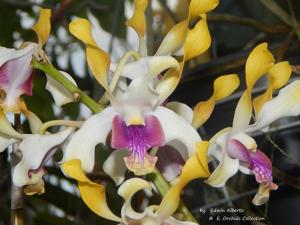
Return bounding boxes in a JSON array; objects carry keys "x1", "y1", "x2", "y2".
[
  {"x1": 32, "y1": 60, "x2": 103, "y2": 113},
  {"x1": 33, "y1": 60, "x2": 198, "y2": 223},
  {"x1": 147, "y1": 168, "x2": 198, "y2": 223}
]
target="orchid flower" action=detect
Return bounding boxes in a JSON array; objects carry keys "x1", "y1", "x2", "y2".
[
  {"x1": 60, "y1": 0, "x2": 222, "y2": 221},
  {"x1": 117, "y1": 178, "x2": 198, "y2": 225},
  {"x1": 0, "y1": 8, "x2": 76, "y2": 194},
  {"x1": 157, "y1": 43, "x2": 295, "y2": 219}
]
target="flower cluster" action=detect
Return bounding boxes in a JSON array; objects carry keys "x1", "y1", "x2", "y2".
[{"x1": 0, "y1": 0, "x2": 298, "y2": 224}]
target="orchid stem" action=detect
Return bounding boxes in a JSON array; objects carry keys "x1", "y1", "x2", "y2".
[
  {"x1": 39, "y1": 120, "x2": 83, "y2": 134},
  {"x1": 33, "y1": 60, "x2": 198, "y2": 223},
  {"x1": 32, "y1": 60, "x2": 103, "y2": 113},
  {"x1": 148, "y1": 168, "x2": 198, "y2": 223}
]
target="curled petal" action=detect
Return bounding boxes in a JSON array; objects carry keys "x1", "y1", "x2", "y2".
[
  {"x1": 32, "y1": 8, "x2": 51, "y2": 46},
  {"x1": 69, "y1": 18, "x2": 110, "y2": 90},
  {"x1": 13, "y1": 128, "x2": 73, "y2": 187},
  {"x1": 62, "y1": 107, "x2": 117, "y2": 172},
  {"x1": 184, "y1": 17, "x2": 211, "y2": 62},
  {"x1": 155, "y1": 20, "x2": 188, "y2": 56},
  {"x1": 158, "y1": 141, "x2": 209, "y2": 219},
  {"x1": 46, "y1": 71, "x2": 78, "y2": 106},
  {"x1": 245, "y1": 43, "x2": 274, "y2": 92},
  {"x1": 0, "y1": 135, "x2": 17, "y2": 152},
  {"x1": 246, "y1": 80, "x2": 300, "y2": 133},
  {"x1": 126, "y1": 0, "x2": 148, "y2": 37},
  {"x1": 0, "y1": 110, "x2": 22, "y2": 138},
  {"x1": 62, "y1": 159, "x2": 121, "y2": 222},
  {"x1": 192, "y1": 74, "x2": 239, "y2": 129},
  {"x1": 189, "y1": 0, "x2": 219, "y2": 19}
]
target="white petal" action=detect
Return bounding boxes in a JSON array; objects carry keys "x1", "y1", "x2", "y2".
[
  {"x1": 13, "y1": 128, "x2": 73, "y2": 187},
  {"x1": 151, "y1": 106, "x2": 201, "y2": 160},
  {"x1": 206, "y1": 132, "x2": 239, "y2": 187},
  {"x1": 62, "y1": 107, "x2": 117, "y2": 172},
  {"x1": 166, "y1": 101, "x2": 193, "y2": 124},
  {"x1": 103, "y1": 149, "x2": 128, "y2": 185},
  {"x1": 118, "y1": 178, "x2": 151, "y2": 223},
  {"x1": 246, "y1": 80, "x2": 300, "y2": 133},
  {"x1": 46, "y1": 71, "x2": 77, "y2": 106},
  {"x1": 0, "y1": 44, "x2": 35, "y2": 66}
]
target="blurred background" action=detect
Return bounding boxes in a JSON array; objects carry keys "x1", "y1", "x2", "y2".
[{"x1": 0, "y1": 0, "x2": 300, "y2": 224}]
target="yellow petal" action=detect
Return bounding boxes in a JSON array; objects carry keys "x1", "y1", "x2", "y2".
[
  {"x1": 62, "y1": 159, "x2": 121, "y2": 222},
  {"x1": 268, "y1": 61, "x2": 292, "y2": 90},
  {"x1": 126, "y1": 0, "x2": 148, "y2": 37},
  {"x1": 69, "y1": 18, "x2": 110, "y2": 89},
  {"x1": 155, "y1": 20, "x2": 188, "y2": 56},
  {"x1": 245, "y1": 43, "x2": 275, "y2": 92},
  {"x1": 192, "y1": 74, "x2": 239, "y2": 128},
  {"x1": 0, "y1": 110, "x2": 22, "y2": 138},
  {"x1": 189, "y1": 0, "x2": 219, "y2": 19},
  {"x1": 32, "y1": 8, "x2": 51, "y2": 46},
  {"x1": 86, "y1": 46, "x2": 110, "y2": 89},
  {"x1": 253, "y1": 61, "x2": 292, "y2": 116},
  {"x1": 156, "y1": 62, "x2": 184, "y2": 105},
  {"x1": 157, "y1": 141, "x2": 209, "y2": 219},
  {"x1": 184, "y1": 17, "x2": 211, "y2": 62},
  {"x1": 69, "y1": 18, "x2": 97, "y2": 46}
]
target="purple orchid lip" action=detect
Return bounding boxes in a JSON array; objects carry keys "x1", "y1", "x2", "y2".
[
  {"x1": 228, "y1": 139, "x2": 277, "y2": 190},
  {"x1": 111, "y1": 114, "x2": 165, "y2": 175}
]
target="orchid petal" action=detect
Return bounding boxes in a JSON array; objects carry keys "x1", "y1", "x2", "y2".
[
  {"x1": 46, "y1": 71, "x2": 77, "y2": 106},
  {"x1": 118, "y1": 178, "x2": 151, "y2": 223},
  {"x1": 156, "y1": 62, "x2": 183, "y2": 105},
  {"x1": 62, "y1": 159, "x2": 121, "y2": 222},
  {"x1": 32, "y1": 8, "x2": 51, "y2": 46},
  {"x1": 166, "y1": 101, "x2": 193, "y2": 124},
  {"x1": 126, "y1": 0, "x2": 148, "y2": 37},
  {"x1": 192, "y1": 74, "x2": 239, "y2": 129},
  {"x1": 103, "y1": 149, "x2": 128, "y2": 185},
  {"x1": 245, "y1": 43, "x2": 274, "y2": 92},
  {"x1": 0, "y1": 134, "x2": 17, "y2": 152},
  {"x1": 0, "y1": 45, "x2": 35, "y2": 112},
  {"x1": 246, "y1": 80, "x2": 300, "y2": 133},
  {"x1": 158, "y1": 141, "x2": 209, "y2": 219},
  {"x1": 189, "y1": 0, "x2": 219, "y2": 19},
  {"x1": 155, "y1": 20, "x2": 188, "y2": 56},
  {"x1": 69, "y1": 18, "x2": 110, "y2": 90},
  {"x1": 253, "y1": 61, "x2": 292, "y2": 116},
  {"x1": 62, "y1": 107, "x2": 117, "y2": 172},
  {"x1": 184, "y1": 16, "x2": 211, "y2": 62},
  {"x1": 20, "y1": 104, "x2": 43, "y2": 134},
  {"x1": 151, "y1": 106, "x2": 201, "y2": 160},
  {"x1": 13, "y1": 128, "x2": 73, "y2": 187}
]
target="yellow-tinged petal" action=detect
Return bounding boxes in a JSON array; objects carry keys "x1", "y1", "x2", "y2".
[
  {"x1": 156, "y1": 62, "x2": 184, "y2": 105},
  {"x1": 253, "y1": 61, "x2": 292, "y2": 116},
  {"x1": 32, "y1": 8, "x2": 51, "y2": 46},
  {"x1": 184, "y1": 17, "x2": 211, "y2": 62},
  {"x1": 192, "y1": 74, "x2": 239, "y2": 128},
  {"x1": 189, "y1": 0, "x2": 219, "y2": 19},
  {"x1": 69, "y1": 18, "x2": 97, "y2": 46},
  {"x1": 155, "y1": 20, "x2": 188, "y2": 56},
  {"x1": 126, "y1": 0, "x2": 148, "y2": 37},
  {"x1": 245, "y1": 43, "x2": 275, "y2": 92},
  {"x1": 69, "y1": 18, "x2": 110, "y2": 89},
  {"x1": 62, "y1": 159, "x2": 121, "y2": 222},
  {"x1": 157, "y1": 141, "x2": 209, "y2": 219},
  {"x1": 0, "y1": 110, "x2": 22, "y2": 138}
]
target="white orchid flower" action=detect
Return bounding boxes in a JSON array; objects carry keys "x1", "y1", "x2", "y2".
[
  {"x1": 61, "y1": 0, "x2": 221, "y2": 221},
  {"x1": 206, "y1": 43, "x2": 295, "y2": 205},
  {"x1": 118, "y1": 178, "x2": 198, "y2": 225}
]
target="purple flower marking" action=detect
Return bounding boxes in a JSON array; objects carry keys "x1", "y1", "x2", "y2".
[{"x1": 111, "y1": 115, "x2": 165, "y2": 175}]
